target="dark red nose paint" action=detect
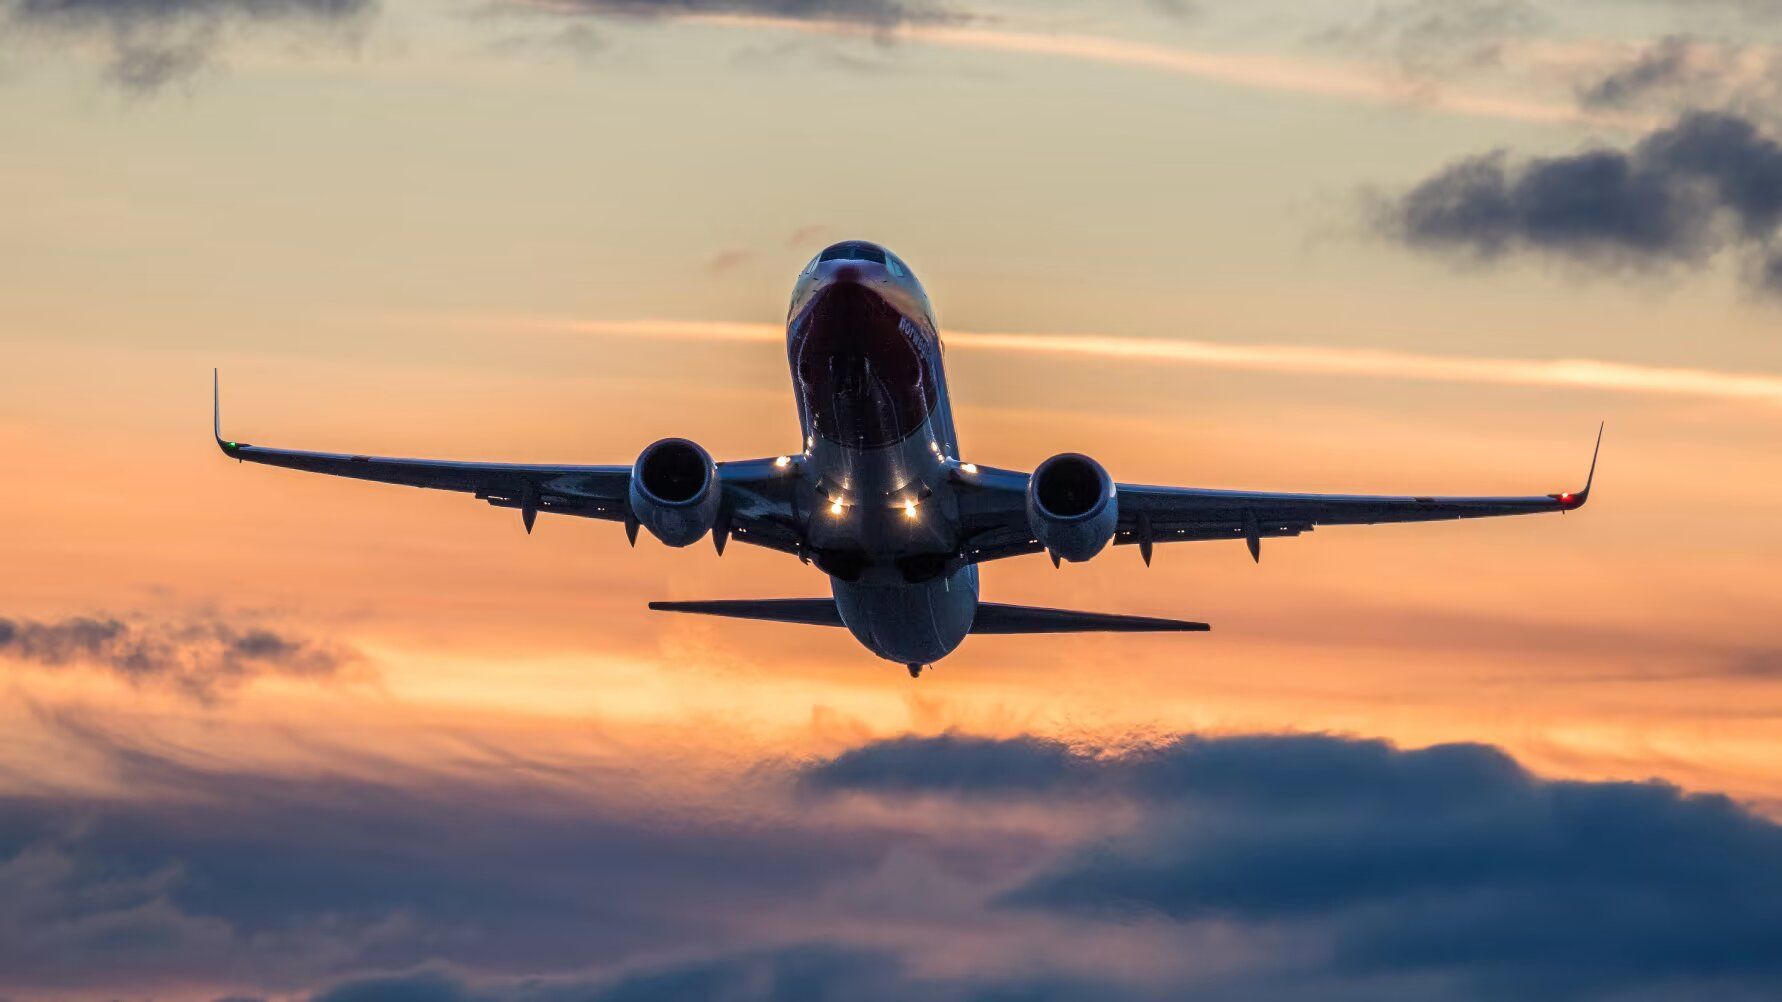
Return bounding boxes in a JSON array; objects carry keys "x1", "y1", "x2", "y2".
[{"x1": 791, "y1": 279, "x2": 935, "y2": 450}]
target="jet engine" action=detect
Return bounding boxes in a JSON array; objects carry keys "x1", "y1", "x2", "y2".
[
  {"x1": 1025, "y1": 453, "x2": 1118, "y2": 563},
  {"x1": 629, "y1": 438, "x2": 720, "y2": 547}
]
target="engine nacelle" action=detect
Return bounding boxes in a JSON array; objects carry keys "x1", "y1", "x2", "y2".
[
  {"x1": 629, "y1": 438, "x2": 720, "y2": 547},
  {"x1": 1025, "y1": 453, "x2": 1118, "y2": 563}
]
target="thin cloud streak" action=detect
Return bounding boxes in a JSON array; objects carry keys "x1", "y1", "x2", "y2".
[
  {"x1": 513, "y1": 3, "x2": 1607, "y2": 126},
  {"x1": 883, "y1": 22, "x2": 1594, "y2": 126},
  {"x1": 510, "y1": 317, "x2": 1782, "y2": 406}
]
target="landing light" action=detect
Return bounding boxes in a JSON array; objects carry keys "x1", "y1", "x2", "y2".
[
  {"x1": 774, "y1": 456, "x2": 791, "y2": 468},
  {"x1": 829, "y1": 499, "x2": 844, "y2": 516},
  {"x1": 959, "y1": 463, "x2": 978, "y2": 475},
  {"x1": 903, "y1": 499, "x2": 919, "y2": 519}
]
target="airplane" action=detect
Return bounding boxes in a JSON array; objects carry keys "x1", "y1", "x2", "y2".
[{"x1": 215, "y1": 239, "x2": 1600, "y2": 678}]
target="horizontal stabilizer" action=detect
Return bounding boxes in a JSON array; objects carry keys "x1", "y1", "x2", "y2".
[
  {"x1": 970, "y1": 603, "x2": 1209, "y2": 635},
  {"x1": 648, "y1": 599, "x2": 1208, "y2": 635},
  {"x1": 648, "y1": 599, "x2": 845, "y2": 627}
]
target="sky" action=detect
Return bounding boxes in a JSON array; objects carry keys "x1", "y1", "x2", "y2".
[{"x1": 4, "y1": 0, "x2": 1782, "y2": 998}]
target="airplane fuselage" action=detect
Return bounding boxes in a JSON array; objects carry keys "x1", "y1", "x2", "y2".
[{"x1": 785, "y1": 241, "x2": 978, "y2": 667}]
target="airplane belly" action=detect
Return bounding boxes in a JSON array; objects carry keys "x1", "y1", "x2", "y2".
[{"x1": 833, "y1": 565, "x2": 978, "y2": 665}]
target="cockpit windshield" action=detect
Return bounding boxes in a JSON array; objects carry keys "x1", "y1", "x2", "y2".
[{"x1": 817, "y1": 241, "x2": 887, "y2": 265}]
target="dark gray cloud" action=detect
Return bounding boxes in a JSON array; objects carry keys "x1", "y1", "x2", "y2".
[
  {"x1": 811, "y1": 732, "x2": 1782, "y2": 998},
  {"x1": 1375, "y1": 111, "x2": 1782, "y2": 295},
  {"x1": 12, "y1": 719, "x2": 1782, "y2": 999},
  {"x1": 0, "y1": 612, "x2": 353, "y2": 699},
  {"x1": 806, "y1": 732, "x2": 1527, "y2": 808},
  {"x1": 2, "y1": 0, "x2": 373, "y2": 91},
  {"x1": 802, "y1": 732, "x2": 1083, "y2": 796},
  {"x1": 542, "y1": 0, "x2": 958, "y2": 29},
  {"x1": 309, "y1": 968, "x2": 505, "y2": 1002},
  {"x1": 307, "y1": 947, "x2": 1145, "y2": 1002},
  {"x1": 0, "y1": 712, "x2": 905, "y2": 997}
]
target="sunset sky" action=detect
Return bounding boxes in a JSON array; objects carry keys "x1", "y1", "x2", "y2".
[{"x1": 5, "y1": 1, "x2": 1782, "y2": 998}]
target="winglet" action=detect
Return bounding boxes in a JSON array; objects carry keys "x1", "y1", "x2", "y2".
[
  {"x1": 1583, "y1": 421, "x2": 1604, "y2": 498},
  {"x1": 1553, "y1": 422, "x2": 1603, "y2": 509},
  {"x1": 213, "y1": 369, "x2": 244, "y2": 456}
]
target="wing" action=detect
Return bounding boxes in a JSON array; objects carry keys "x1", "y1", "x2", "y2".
[
  {"x1": 212, "y1": 372, "x2": 804, "y2": 553},
  {"x1": 957, "y1": 426, "x2": 1601, "y2": 565}
]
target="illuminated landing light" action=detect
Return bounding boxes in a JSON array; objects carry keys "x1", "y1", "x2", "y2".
[
  {"x1": 829, "y1": 499, "x2": 844, "y2": 516},
  {"x1": 959, "y1": 463, "x2": 978, "y2": 475},
  {"x1": 903, "y1": 499, "x2": 919, "y2": 519},
  {"x1": 774, "y1": 456, "x2": 791, "y2": 468}
]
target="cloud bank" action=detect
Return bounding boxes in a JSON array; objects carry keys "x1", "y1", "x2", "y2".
[
  {"x1": 6, "y1": 717, "x2": 1782, "y2": 1000},
  {"x1": 0, "y1": 711, "x2": 902, "y2": 997},
  {"x1": 816, "y1": 732, "x2": 1782, "y2": 998}
]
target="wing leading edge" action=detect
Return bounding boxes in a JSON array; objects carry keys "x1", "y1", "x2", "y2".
[
  {"x1": 212, "y1": 371, "x2": 801, "y2": 548},
  {"x1": 957, "y1": 425, "x2": 1602, "y2": 565},
  {"x1": 214, "y1": 371, "x2": 631, "y2": 522}
]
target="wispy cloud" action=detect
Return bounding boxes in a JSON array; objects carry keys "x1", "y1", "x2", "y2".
[
  {"x1": 485, "y1": 317, "x2": 1782, "y2": 407},
  {"x1": 730, "y1": 17, "x2": 1612, "y2": 125},
  {"x1": 1312, "y1": 0, "x2": 1543, "y2": 83},
  {"x1": 0, "y1": 612, "x2": 356, "y2": 700},
  {"x1": 2, "y1": 0, "x2": 374, "y2": 92},
  {"x1": 1573, "y1": 35, "x2": 1782, "y2": 114},
  {"x1": 508, "y1": 1, "x2": 1602, "y2": 126},
  {"x1": 533, "y1": 0, "x2": 957, "y2": 28},
  {"x1": 703, "y1": 248, "x2": 755, "y2": 274}
]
